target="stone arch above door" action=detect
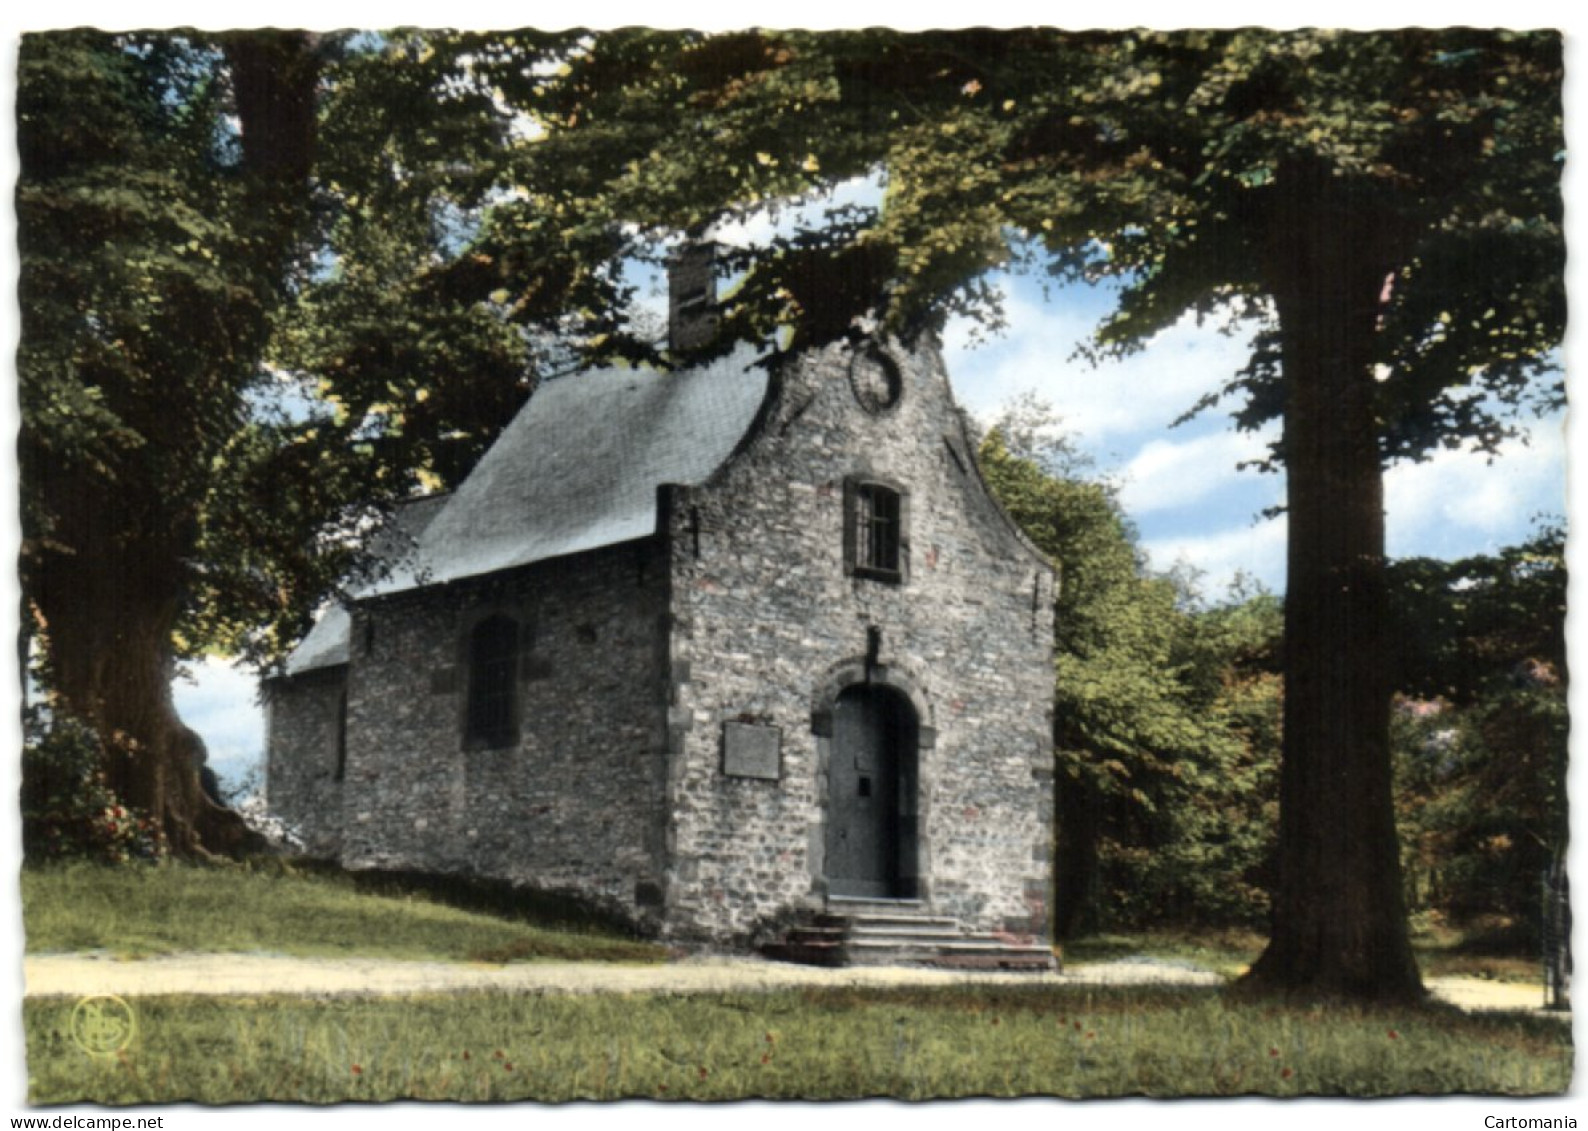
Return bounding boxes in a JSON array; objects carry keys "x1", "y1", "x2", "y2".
[{"x1": 809, "y1": 658, "x2": 936, "y2": 749}]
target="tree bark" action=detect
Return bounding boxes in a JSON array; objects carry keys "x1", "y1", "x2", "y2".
[
  {"x1": 1241, "y1": 163, "x2": 1425, "y2": 1001},
  {"x1": 28, "y1": 473, "x2": 264, "y2": 857},
  {"x1": 20, "y1": 31, "x2": 320, "y2": 860}
]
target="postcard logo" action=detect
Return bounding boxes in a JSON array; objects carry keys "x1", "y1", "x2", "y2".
[{"x1": 68, "y1": 995, "x2": 136, "y2": 1058}]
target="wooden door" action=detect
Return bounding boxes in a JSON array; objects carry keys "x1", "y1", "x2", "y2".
[{"x1": 827, "y1": 685, "x2": 916, "y2": 898}]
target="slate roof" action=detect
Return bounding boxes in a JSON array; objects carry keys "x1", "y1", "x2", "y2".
[
  {"x1": 281, "y1": 494, "x2": 450, "y2": 676},
  {"x1": 282, "y1": 344, "x2": 770, "y2": 674}
]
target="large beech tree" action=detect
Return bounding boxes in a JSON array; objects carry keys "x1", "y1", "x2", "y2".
[
  {"x1": 498, "y1": 28, "x2": 1563, "y2": 998},
  {"x1": 17, "y1": 29, "x2": 597, "y2": 855},
  {"x1": 19, "y1": 30, "x2": 324, "y2": 854}
]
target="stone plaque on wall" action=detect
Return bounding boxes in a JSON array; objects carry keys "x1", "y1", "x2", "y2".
[{"x1": 723, "y1": 721, "x2": 781, "y2": 781}]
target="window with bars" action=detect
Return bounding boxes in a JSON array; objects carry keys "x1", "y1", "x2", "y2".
[
  {"x1": 465, "y1": 614, "x2": 519, "y2": 749},
  {"x1": 845, "y1": 479, "x2": 907, "y2": 583}
]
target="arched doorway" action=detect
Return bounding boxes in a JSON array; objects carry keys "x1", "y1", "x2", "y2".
[{"x1": 826, "y1": 684, "x2": 919, "y2": 898}]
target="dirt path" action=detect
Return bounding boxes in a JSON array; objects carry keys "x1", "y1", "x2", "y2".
[
  {"x1": 21, "y1": 952, "x2": 1561, "y2": 1015},
  {"x1": 21, "y1": 953, "x2": 1197, "y2": 998}
]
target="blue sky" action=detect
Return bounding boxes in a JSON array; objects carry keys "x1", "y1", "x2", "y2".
[
  {"x1": 943, "y1": 269, "x2": 1567, "y2": 597},
  {"x1": 179, "y1": 264, "x2": 1566, "y2": 795}
]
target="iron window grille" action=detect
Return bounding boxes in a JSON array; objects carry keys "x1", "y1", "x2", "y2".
[{"x1": 845, "y1": 479, "x2": 908, "y2": 583}]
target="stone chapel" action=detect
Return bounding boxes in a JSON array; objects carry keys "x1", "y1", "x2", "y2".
[{"x1": 265, "y1": 246, "x2": 1059, "y2": 965}]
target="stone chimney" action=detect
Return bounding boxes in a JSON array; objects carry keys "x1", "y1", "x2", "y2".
[{"x1": 668, "y1": 239, "x2": 719, "y2": 354}]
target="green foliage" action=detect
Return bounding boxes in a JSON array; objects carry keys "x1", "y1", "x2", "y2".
[
  {"x1": 1388, "y1": 526, "x2": 1568, "y2": 945},
  {"x1": 220, "y1": 32, "x2": 548, "y2": 662},
  {"x1": 977, "y1": 416, "x2": 1282, "y2": 934},
  {"x1": 20, "y1": 706, "x2": 168, "y2": 865},
  {"x1": 19, "y1": 33, "x2": 281, "y2": 546},
  {"x1": 16, "y1": 28, "x2": 623, "y2": 705},
  {"x1": 25, "y1": 985, "x2": 1568, "y2": 1103},
  {"x1": 515, "y1": 30, "x2": 1561, "y2": 444},
  {"x1": 1156, "y1": 593, "x2": 1284, "y2": 927},
  {"x1": 1388, "y1": 525, "x2": 1566, "y2": 703},
  {"x1": 19, "y1": 28, "x2": 1563, "y2": 959},
  {"x1": 981, "y1": 456, "x2": 1565, "y2": 947},
  {"x1": 15, "y1": 29, "x2": 326, "y2": 837},
  {"x1": 245, "y1": 30, "x2": 643, "y2": 663}
]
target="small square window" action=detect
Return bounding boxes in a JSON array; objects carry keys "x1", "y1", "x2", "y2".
[{"x1": 846, "y1": 479, "x2": 907, "y2": 583}]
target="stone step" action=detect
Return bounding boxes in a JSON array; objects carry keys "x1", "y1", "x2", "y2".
[
  {"x1": 763, "y1": 902, "x2": 1058, "y2": 972},
  {"x1": 929, "y1": 951, "x2": 1058, "y2": 972},
  {"x1": 840, "y1": 939, "x2": 1056, "y2": 969},
  {"x1": 787, "y1": 923, "x2": 848, "y2": 938},
  {"x1": 791, "y1": 932, "x2": 966, "y2": 952},
  {"x1": 846, "y1": 923, "x2": 966, "y2": 940},
  {"x1": 825, "y1": 896, "x2": 927, "y2": 913},
  {"x1": 815, "y1": 912, "x2": 961, "y2": 932},
  {"x1": 761, "y1": 940, "x2": 847, "y2": 967},
  {"x1": 845, "y1": 937, "x2": 1050, "y2": 955}
]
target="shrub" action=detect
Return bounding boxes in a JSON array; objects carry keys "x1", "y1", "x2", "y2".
[{"x1": 21, "y1": 703, "x2": 167, "y2": 864}]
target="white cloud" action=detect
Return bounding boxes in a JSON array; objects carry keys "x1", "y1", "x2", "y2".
[
  {"x1": 1385, "y1": 416, "x2": 1566, "y2": 557},
  {"x1": 172, "y1": 657, "x2": 265, "y2": 794},
  {"x1": 1117, "y1": 425, "x2": 1281, "y2": 516},
  {"x1": 709, "y1": 173, "x2": 884, "y2": 249},
  {"x1": 947, "y1": 298, "x2": 1259, "y2": 454},
  {"x1": 1125, "y1": 413, "x2": 1563, "y2": 597},
  {"x1": 1139, "y1": 514, "x2": 1289, "y2": 597}
]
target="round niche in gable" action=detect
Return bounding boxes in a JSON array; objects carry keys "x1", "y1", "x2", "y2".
[{"x1": 847, "y1": 341, "x2": 903, "y2": 415}]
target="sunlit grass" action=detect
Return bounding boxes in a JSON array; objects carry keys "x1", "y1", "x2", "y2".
[
  {"x1": 1062, "y1": 929, "x2": 1266, "y2": 977},
  {"x1": 25, "y1": 984, "x2": 1569, "y2": 1104},
  {"x1": 22, "y1": 861, "x2": 664, "y2": 964}
]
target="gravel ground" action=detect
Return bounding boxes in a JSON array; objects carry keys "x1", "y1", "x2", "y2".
[{"x1": 22, "y1": 951, "x2": 1562, "y2": 1015}]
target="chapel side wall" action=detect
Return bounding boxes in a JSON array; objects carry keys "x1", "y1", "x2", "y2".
[
  {"x1": 337, "y1": 540, "x2": 673, "y2": 927},
  {"x1": 662, "y1": 339, "x2": 1056, "y2": 943},
  {"x1": 263, "y1": 667, "x2": 347, "y2": 857}
]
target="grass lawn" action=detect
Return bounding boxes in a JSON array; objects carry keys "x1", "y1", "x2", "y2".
[
  {"x1": 22, "y1": 861, "x2": 665, "y2": 964},
  {"x1": 24, "y1": 984, "x2": 1570, "y2": 1103}
]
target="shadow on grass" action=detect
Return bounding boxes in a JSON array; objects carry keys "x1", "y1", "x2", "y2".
[{"x1": 280, "y1": 857, "x2": 652, "y2": 941}]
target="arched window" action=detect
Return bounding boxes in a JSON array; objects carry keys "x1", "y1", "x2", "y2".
[
  {"x1": 465, "y1": 614, "x2": 519, "y2": 749},
  {"x1": 333, "y1": 689, "x2": 348, "y2": 782}
]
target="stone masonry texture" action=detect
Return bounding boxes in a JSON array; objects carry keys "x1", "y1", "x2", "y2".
[
  {"x1": 659, "y1": 337, "x2": 1055, "y2": 943},
  {"x1": 266, "y1": 334, "x2": 1056, "y2": 946}
]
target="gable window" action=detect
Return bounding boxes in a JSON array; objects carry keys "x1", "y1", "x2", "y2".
[
  {"x1": 845, "y1": 479, "x2": 908, "y2": 583},
  {"x1": 466, "y1": 614, "x2": 519, "y2": 749}
]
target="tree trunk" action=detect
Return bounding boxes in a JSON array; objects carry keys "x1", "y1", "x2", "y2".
[
  {"x1": 1241, "y1": 164, "x2": 1424, "y2": 1001},
  {"x1": 19, "y1": 31, "x2": 320, "y2": 860},
  {"x1": 29, "y1": 487, "x2": 264, "y2": 858}
]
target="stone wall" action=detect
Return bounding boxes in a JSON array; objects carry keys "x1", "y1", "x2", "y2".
[
  {"x1": 660, "y1": 337, "x2": 1057, "y2": 943},
  {"x1": 266, "y1": 334, "x2": 1056, "y2": 947},
  {"x1": 263, "y1": 665, "x2": 347, "y2": 856},
  {"x1": 333, "y1": 540, "x2": 674, "y2": 929}
]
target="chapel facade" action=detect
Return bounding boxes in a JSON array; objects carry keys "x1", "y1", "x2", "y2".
[{"x1": 265, "y1": 251, "x2": 1058, "y2": 957}]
